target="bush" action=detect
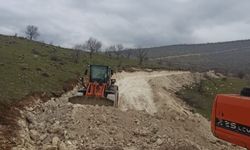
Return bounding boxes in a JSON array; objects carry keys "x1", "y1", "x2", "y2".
[
  {"x1": 221, "y1": 77, "x2": 227, "y2": 81},
  {"x1": 237, "y1": 71, "x2": 245, "y2": 79},
  {"x1": 50, "y1": 55, "x2": 60, "y2": 62}
]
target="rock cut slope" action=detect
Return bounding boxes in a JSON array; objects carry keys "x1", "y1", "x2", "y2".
[{"x1": 12, "y1": 71, "x2": 242, "y2": 150}]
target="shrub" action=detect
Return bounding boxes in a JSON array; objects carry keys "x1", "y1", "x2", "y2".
[{"x1": 237, "y1": 71, "x2": 245, "y2": 79}]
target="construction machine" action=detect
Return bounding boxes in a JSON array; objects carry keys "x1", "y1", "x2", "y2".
[
  {"x1": 69, "y1": 64, "x2": 119, "y2": 107},
  {"x1": 211, "y1": 88, "x2": 250, "y2": 149}
]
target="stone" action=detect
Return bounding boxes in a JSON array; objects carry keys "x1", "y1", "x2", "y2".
[
  {"x1": 26, "y1": 112, "x2": 36, "y2": 124},
  {"x1": 18, "y1": 119, "x2": 27, "y2": 128},
  {"x1": 175, "y1": 116, "x2": 180, "y2": 121},
  {"x1": 151, "y1": 127, "x2": 159, "y2": 134},
  {"x1": 40, "y1": 134, "x2": 48, "y2": 141},
  {"x1": 67, "y1": 145, "x2": 77, "y2": 150},
  {"x1": 11, "y1": 148, "x2": 24, "y2": 150},
  {"x1": 55, "y1": 121, "x2": 60, "y2": 125},
  {"x1": 124, "y1": 146, "x2": 137, "y2": 150},
  {"x1": 156, "y1": 139, "x2": 163, "y2": 145},
  {"x1": 59, "y1": 141, "x2": 67, "y2": 150},
  {"x1": 26, "y1": 107, "x2": 34, "y2": 112},
  {"x1": 133, "y1": 128, "x2": 150, "y2": 137},
  {"x1": 66, "y1": 140, "x2": 72, "y2": 145},
  {"x1": 134, "y1": 119, "x2": 140, "y2": 125},
  {"x1": 42, "y1": 145, "x2": 57, "y2": 150},
  {"x1": 52, "y1": 136, "x2": 60, "y2": 146},
  {"x1": 48, "y1": 125, "x2": 61, "y2": 133},
  {"x1": 29, "y1": 129, "x2": 39, "y2": 141}
]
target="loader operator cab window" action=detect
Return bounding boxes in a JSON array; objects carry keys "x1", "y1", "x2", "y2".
[{"x1": 90, "y1": 65, "x2": 108, "y2": 83}]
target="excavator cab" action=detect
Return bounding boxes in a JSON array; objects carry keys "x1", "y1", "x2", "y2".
[
  {"x1": 211, "y1": 88, "x2": 250, "y2": 149},
  {"x1": 70, "y1": 64, "x2": 119, "y2": 107}
]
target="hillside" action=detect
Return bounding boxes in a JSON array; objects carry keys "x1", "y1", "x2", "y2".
[
  {"x1": 0, "y1": 34, "x2": 136, "y2": 105},
  {"x1": 145, "y1": 39, "x2": 250, "y2": 58},
  {"x1": 0, "y1": 34, "x2": 244, "y2": 149},
  {"x1": 125, "y1": 40, "x2": 250, "y2": 74}
]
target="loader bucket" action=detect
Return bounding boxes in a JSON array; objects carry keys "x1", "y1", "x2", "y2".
[{"x1": 69, "y1": 96, "x2": 114, "y2": 106}]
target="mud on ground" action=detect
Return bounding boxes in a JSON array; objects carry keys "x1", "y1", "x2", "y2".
[{"x1": 12, "y1": 71, "x2": 242, "y2": 150}]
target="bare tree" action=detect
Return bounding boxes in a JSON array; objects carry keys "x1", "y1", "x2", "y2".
[
  {"x1": 72, "y1": 44, "x2": 83, "y2": 63},
  {"x1": 104, "y1": 49, "x2": 110, "y2": 57},
  {"x1": 157, "y1": 59, "x2": 163, "y2": 65},
  {"x1": 136, "y1": 48, "x2": 148, "y2": 65},
  {"x1": 83, "y1": 37, "x2": 102, "y2": 58},
  {"x1": 25, "y1": 25, "x2": 40, "y2": 40},
  {"x1": 114, "y1": 44, "x2": 124, "y2": 58},
  {"x1": 125, "y1": 49, "x2": 132, "y2": 59},
  {"x1": 108, "y1": 45, "x2": 116, "y2": 51},
  {"x1": 105, "y1": 45, "x2": 116, "y2": 58},
  {"x1": 237, "y1": 71, "x2": 245, "y2": 79},
  {"x1": 107, "y1": 44, "x2": 124, "y2": 58}
]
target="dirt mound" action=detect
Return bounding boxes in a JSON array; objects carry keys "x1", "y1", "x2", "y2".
[{"x1": 12, "y1": 71, "x2": 242, "y2": 150}]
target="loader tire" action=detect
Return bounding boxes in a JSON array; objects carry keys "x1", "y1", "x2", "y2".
[{"x1": 113, "y1": 86, "x2": 119, "y2": 107}]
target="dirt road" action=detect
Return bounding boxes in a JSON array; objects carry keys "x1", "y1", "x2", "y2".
[
  {"x1": 12, "y1": 71, "x2": 242, "y2": 150},
  {"x1": 115, "y1": 71, "x2": 190, "y2": 114}
]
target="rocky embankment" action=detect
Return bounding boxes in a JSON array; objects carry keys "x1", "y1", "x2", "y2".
[{"x1": 12, "y1": 71, "x2": 241, "y2": 150}]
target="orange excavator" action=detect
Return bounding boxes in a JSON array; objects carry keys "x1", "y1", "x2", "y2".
[
  {"x1": 211, "y1": 88, "x2": 250, "y2": 149},
  {"x1": 69, "y1": 64, "x2": 119, "y2": 107}
]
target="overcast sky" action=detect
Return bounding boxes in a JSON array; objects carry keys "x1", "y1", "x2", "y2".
[{"x1": 0, "y1": 0, "x2": 250, "y2": 48}]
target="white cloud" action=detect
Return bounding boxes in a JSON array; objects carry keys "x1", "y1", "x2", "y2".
[{"x1": 193, "y1": 22, "x2": 250, "y2": 43}]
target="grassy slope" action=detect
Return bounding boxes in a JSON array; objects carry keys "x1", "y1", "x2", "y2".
[
  {"x1": 0, "y1": 35, "x2": 136, "y2": 104},
  {"x1": 176, "y1": 77, "x2": 250, "y2": 119}
]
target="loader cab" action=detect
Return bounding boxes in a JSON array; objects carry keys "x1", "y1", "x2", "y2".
[{"x1": 87, "y1": 65, "x2": 112, "y2": 83}]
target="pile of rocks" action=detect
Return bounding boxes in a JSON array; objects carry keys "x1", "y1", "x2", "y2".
[{"x1": 12, "y1": 71, "x2": 241, "y2": 150}]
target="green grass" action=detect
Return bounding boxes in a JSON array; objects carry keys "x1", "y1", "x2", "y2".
[
  {"x1": 0, "y1": 34, "x2": 137, "y2": 105},
  {"x1": 176, "y1": 77, "x2": 250, "y2": 119}
]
